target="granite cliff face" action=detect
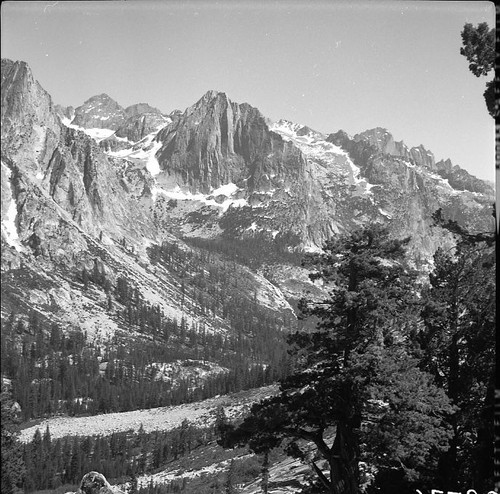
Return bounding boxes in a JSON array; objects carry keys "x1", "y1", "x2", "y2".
[{"x1": 155, "y1": 90, "x2": 307, "y2": 194}]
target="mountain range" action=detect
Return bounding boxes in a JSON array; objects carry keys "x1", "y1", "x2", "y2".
[{"x1": 0, "y1": 58, "x2": 495, "y2": 492}]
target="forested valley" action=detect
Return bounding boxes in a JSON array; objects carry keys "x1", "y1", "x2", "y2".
[{"x1": 2, "y1": 215, "x2": 496, "y2": 494}]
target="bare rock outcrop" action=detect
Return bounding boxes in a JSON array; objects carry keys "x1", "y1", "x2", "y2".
[{"x1": 75, "y1": 472, "x2": 125, "y2": 494}]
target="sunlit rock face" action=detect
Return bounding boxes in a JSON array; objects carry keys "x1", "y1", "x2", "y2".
[{"x1": 155, "y1": 90, "x2": 307, "y2": 194}]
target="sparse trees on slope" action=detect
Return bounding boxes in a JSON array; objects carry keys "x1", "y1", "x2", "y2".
[{"x1": 220, "y1": 225, "x2": 454, "y2": 493}]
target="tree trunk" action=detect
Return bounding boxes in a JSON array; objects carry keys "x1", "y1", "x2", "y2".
[
  {"x1": 261, "y1": 450, "x2": 269, "y2": 494},
  {"x1": 330, "y1": 422, "x2": 360, "y2": 494}
]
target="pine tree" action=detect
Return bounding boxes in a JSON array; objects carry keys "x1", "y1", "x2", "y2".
[
  {"x1": 460, "y1": 22, "x2": 495, "y2": 117},
  {"x1": 420, "y1": 217, "x2": 495, "y2": 490},
  {"x1": 220, "y1": 225, "x2": 453, "y2": 493}
]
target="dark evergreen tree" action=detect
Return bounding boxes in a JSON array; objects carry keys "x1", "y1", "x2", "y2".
[
  {"x1": 460, "y1": 22, "x2": 496, "y2": 117},
  {"x1": 420, "y1": 213, "x2": 496, "y2": 490},
  {"x1": 220, "y1": 225, "x2": 453, "y2": 493},
  {"x1": 1, "y1": 388, "x2": 25, "y2": 493}
]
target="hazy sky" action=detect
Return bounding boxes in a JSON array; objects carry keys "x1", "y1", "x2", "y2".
[{"x1": 1, "y1": 0, "x2": 495, "y2": 181}]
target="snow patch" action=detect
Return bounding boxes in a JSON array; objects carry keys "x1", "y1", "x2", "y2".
[
  {"x1": 270, "y1": 119, "x2": 375, "y2": 193},
  {"x1": 378, "y1": 208, "x2": 392, "y2": 218},
  {"x1": 212, "y1": 182, "x2": 239, "y2": 197},
  {"x1": 152, "y1": 185, "x2": 248, "y2": 212},
  {"x1": 61, "y1": 119, "x2": 115, "y2": 142},
  {"x1": 1, "y1": 161, "x2": 23, "y2": 252},
  {"x1": 146, "y1": 141, "x2": 163, "y2": 176}
]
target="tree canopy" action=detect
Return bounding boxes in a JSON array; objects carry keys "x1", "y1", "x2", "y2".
[{"x1": 460, "y1": 22, "x2": 496, "y2": 117}]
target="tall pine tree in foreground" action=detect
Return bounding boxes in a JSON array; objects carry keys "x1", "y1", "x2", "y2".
[{"x1": 220, "y1": 225, "x2": 453, "y2": 493}]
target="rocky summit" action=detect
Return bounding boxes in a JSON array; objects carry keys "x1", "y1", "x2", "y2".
[{"x1": 70, "y1": 93, "x2": 127, "y2": 131}]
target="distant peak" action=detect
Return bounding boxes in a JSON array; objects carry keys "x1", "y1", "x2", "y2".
[
  {"x1": 124, "y1": 102, "x2": 162, "y2": 116},
  {"x1": 360, "y1": 127, "x2": 392, "y2": 137},
  {"x1": 84, "y1": 93, "x2": 119, "y2": 105}
]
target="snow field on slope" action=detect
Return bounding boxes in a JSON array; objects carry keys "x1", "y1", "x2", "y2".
[
  {"x1": 60, "y1": 118, "x2": 115, "y2": 142},
  {"x1": 151, "y1": 184, "x2": 249, "y2": 213},
  {"x1": 145, "y1": 141, "x2": 163, "y2": 176},
  {"x1": 1, "y1": 161, "x2": 24, "y2": 252},
  {"x1": 270, "y1": 120, "x2": 372, "y2": 192},
  {"x1": 19, "y1": 385, "x2": 278, "y2": 443}
]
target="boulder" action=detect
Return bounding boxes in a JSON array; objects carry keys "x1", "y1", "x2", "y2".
[{"x1": 76, "y1": 472, "x2": 124, "y2": 494}]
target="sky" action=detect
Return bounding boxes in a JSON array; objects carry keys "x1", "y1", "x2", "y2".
[{"x1": 1, "y1": 0, "x2": 495, "y2": 182}]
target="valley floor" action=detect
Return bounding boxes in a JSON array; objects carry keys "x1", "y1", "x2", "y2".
[{"x1": 19, "y1": 385, "x2": 278, "y2": 443}]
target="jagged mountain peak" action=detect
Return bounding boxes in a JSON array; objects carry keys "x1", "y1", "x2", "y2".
[
  {"x1": 352, "y1": 127, "x2": 438, "y2": 170},
  {"x1": 1, "y1": 58, "x2": 31, "y2": 79},
  {"x1": 1, "y1": 58, "x2": 36, "y2": 98},
  {"x1": 154, "y1": 91, "x2": 305, "y2": 194},
  {"x1": 187, "y1": 89, "x2": 232, "y2": 115},
  {"x1": 71, "y1": 93, "x2": 126, "y2": 131},
  {"x1": 1, "y1": 57, "x2": 26, "y2": 73}
]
